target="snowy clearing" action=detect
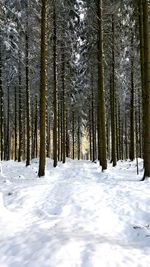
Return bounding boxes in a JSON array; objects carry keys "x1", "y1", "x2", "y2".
[{"x1": 0, "y1": 159, "x2": 150, "y2": 267}]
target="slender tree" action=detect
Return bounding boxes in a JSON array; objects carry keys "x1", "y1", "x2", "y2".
[
  {"x1": 142, "y1": 0, "x2": 150, "y2": 178},
  {"x1": 18, "y1": 49, "x2": 22, "y2": 162},
  {"x1": 0, "y1": 31, "x2": 3, "y2": 161},
  {"x1": 53, "y1": 0, "x2": 58, "y2": 168},
  {"x1": 62, "y1": 46, "x2": 66, "y2": 163},
  {"x1": 97, "y1": 0, "x2": 107, "y2": 170},
  {"x1": 129, "y1": 33, "x2": 135, "y2": 161},
  {"x1": 110, "y1": 14, "x2": 116, "y2": 166},
  {"x1": 25, "y1": 0, "x2": 31, "y2": 166},
  {"x1": 14, "y1": 86, "x2": 17, "y2": 160},
  {"x1": 38, "y1": 0, "x2": 46, "y2": 177}
]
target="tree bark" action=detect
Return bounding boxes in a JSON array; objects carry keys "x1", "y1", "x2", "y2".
[
  {"x1": 129, "y1": 34, "x2": 135, "y2": 161},
  {"x1": 142, "y1": 0, "x2": 150, "y2": 178},
  {"x1": 53, "y1": 1, "x2": 58, "y2": 167},
  {"x1": 14, "y1": 86, "x2": 17, "y2": 161},
  {"x1": 0, "y1": 34, "x2": 3, "y2": 161},
  {"x1": 97, "y1": 0, "x2": 107, "y2": 170},
  {"x1": 110, "y1": 15, "x2": 116, "y2": 166},
  {"x1": 38, "y1": 0, "x2": 46, "y2": 177},
  {"x1": 6, "y1": 85, "x2": 10, "y2": 160},
  {"x1": 25, "y1": 0, "x2": 31, "y2": 166},
  {"x1": 72, "y1": 111, "x2": 75, "y2": 159},
  {"x1": 18, "y1": 50, "x2": 22, "y2": 162}
]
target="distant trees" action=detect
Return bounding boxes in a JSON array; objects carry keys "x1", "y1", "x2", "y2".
[{"x1": 0, "y1": 0, "x2": 150, "y2": 177}]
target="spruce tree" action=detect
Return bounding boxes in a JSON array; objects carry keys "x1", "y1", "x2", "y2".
[{"x1": 38, "y1": 0, "x2": 46, "y2": 177}]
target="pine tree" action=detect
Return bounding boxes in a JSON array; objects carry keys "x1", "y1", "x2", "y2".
[
  {"x1": 97, "y1": 0, "x2": 107, "y2": 170},
  {"x1": 53, "y1": 1, "x2": 58, "y2": 168},
  {"x1": 110, "y1": 14, "x2": 116, "y2": 167},
  {"x1": 25, "y1": 0, "x2": 31, "y2": 166},
  {"x1": 142, "y1": 0, "x2": 150, "y2": 178},
  {"x1": 38, "y1": 0, "x2": 46, "y2": 177},
  {"x1": 0, "y1": 31, "x2": 4, "y2": 161},
  {"x1": 129, "y1": 33, "x2": 135, "y2": 161}
]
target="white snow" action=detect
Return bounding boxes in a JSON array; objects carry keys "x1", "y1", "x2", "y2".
[{"x1": 0, "y1": 158, "x2": 150, "y2": 267}]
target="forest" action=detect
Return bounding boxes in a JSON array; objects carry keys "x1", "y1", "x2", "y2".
[
  {"x1": 0, "y1": 1, "x2": 150, "y2": 266},
  {"x1": 0, "y1": 0, "x2": 150, "y2": 177}
]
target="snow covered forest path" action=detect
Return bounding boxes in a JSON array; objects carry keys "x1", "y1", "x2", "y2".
[{"x1": 0, "y1": 159, "x2": 150, "y2": 267}]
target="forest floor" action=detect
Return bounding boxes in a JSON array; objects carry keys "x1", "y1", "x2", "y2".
[{"x1": 0, "y1": 158, "x2": 150, "y2": 267}]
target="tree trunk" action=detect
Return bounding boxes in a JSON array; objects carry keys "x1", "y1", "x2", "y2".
[
  {"x1": 18, "y1": 50, "x2": 22, "y2": 162},
  {"x1": 66, "y1": 110, "x2": 70, "y2": 158},
  {"x1": 53, "y1": 1, "x2": 58, "y2": 167},
  {"x1": 142, "y1": 0, "x2": 150, "y2": 178},
  {"x1": 38, "y1": 0, "x2": 46, "y2": 177},
  {"x1": 77, "y1": 116, "x2": 80, "y2": 160},
  {"x1": 91, "y1": 78, "x2": 96, "y2": 162},
  {"x1": 110, "y1": 15, "x2": 116, "y2": 166},
  {"x1": 97, "y1": 0, "x2": 107, "y2": 170},
  {"x1": 0, "y1": 35, "x2": 3, "y2": 161},
  {"x1": 62, "y1": 47, "x2": 66, "y2": 164},
  {"x1": 139, "y1": 0, "x2": 144, "y2": 158},
  {"x1": 14, "y1": 86, "x2": 17, "y2": 161},
  {"x1": 57, "y1": 102, "x2": 60, "y2": 161},
  {"x1": 25, "y1": 0, "x2": 31, "y2": 166},
  {"x1": 72, "y1": 111, "x2": 75, "y2": 159},
  {"x1": 6, "y1": 85, "x2": 10, "y2": 160},
  {"x1": 32, "y1": 97, "x2": 38, "y2": 159},
  {"x1": 46, "y1": 114, "x2": 51, "y2": 158},
  {"x1": 129, "y1": 33, "x2": 135, "y2": 161},
  {"x1": 125, "y1": 113, "x2": 128, "y2": 160},
  {"x1": 89, "y1": 110, "x2": 92, "y2": 161}
]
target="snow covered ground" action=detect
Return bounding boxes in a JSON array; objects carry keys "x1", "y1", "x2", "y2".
[{"x1": 0, "y1": 158, "x2": 150, "y2": 267}]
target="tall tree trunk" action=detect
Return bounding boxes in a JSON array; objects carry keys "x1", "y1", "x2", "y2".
[
  {"x1": 57, "y1": 102, "x2": 60, "y2": 161},
  {"x1": 129, "y1": 34, "x2": 135, "y2": 161},
  {"x1": 60, "y1": 101, "x2": 63, "y2": 161},
  {"x1": 118, "y1": 103, "x2": 121, "y2": 160},
  {"x1": 125, "y1": 112, "x2": 128, "y2": 159},
  {"x1": 18, "y1": 50, "x2": 22, "y2": 162},
  {"x1": 89, "y1": 110, "x2": 92, "y2": 161},
  {"x1": 97, "y1": 0, "x2": 107, "y2": 170},
  {"x1": 14, "y1": 86, "x2": 17, "y2": 161},
  {"x1": 77, "y1": 116, "x2": 80, "y2": 160},
  {"x1": 91, "y1": 77, "x2": 96, "y2": 162},
  {"x1": 46, "y1": 114, "x2": 51, "y2": 158},
  {"x1": 121, "y1": 121, "x2": 124, "y2": 160},
  {"x1": 72, "y1": 111, "x2": 75, "y2": 159},
  {"x1": 0, "y1": 34, "x2": 3, "y2": 161},
  {"x1": 25, "y1": 0, "x2": 31, "y2": 166},
  {"x1": 32, "y1": 97, "x2": 38, "y2": 159},
  {"x1": 139, "y1": 0, "x2": 144, "y2": 158},
  {"x1": 106, "y1": 120, "x2": 110, "y2": 160},
  {"x1": 38, "y1": 0, "x2": 46, "y2": 177},
  {"x1": 110, "y1": 15, "x2": 116, "y2": 166},
  {"x1": 62, "y1": 47, "x2": 66, "y2": 164},
  {"x1": 22, "y1": 106, "x2": 26, "y2": 160},
  {"x1": 116, "y1": 101, "x2": 120, "y2": 160},
  {"x1": 66, "y1": 110, "x2": 70, "y2": 158},
  {"x1": 142, "y1": 0, "x2": 150, "y2": 178},
  {"x1": 138, "y1": 100, "x2": 142, "y2": 158},
  {"x1": 53, "y1": 1, "x2": 58, "y2": 167},
  {"x1": 6, "y1": 85, "x2": 10, "y2": 160}
]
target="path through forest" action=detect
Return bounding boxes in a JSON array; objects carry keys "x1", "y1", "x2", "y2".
[{"x1": 0, "y1": 159, "x2": 150, "y2": 267}]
